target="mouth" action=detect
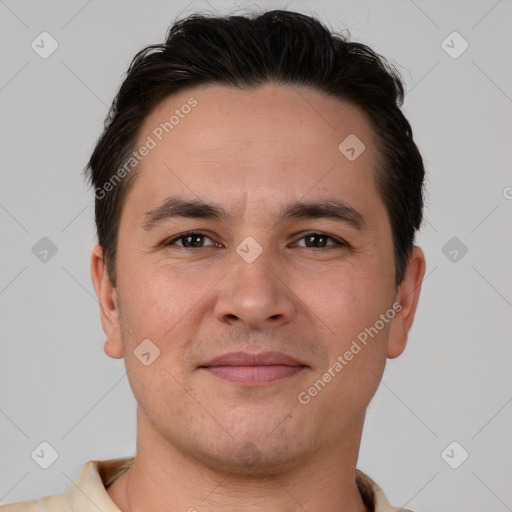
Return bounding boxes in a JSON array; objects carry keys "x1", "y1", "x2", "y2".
[{"x1": 199, "y1": 351, "x2": 309, "y2": 385}]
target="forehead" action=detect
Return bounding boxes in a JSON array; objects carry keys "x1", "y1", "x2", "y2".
[
  {"x1": 141, "y1": 83, "x2": 374, "y2": 154},
  {"x1": 125, "y1": 83, "x2": 380, "y2": 215}
]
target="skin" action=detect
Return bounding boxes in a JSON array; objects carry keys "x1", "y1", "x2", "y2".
[{"x1": 91, "y1": 83, "x2": 426, "y2": 512}]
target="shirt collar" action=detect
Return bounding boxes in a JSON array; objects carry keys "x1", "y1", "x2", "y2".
[{"x1": 65, "y1": 457, "x2": 400, "y2": 512}]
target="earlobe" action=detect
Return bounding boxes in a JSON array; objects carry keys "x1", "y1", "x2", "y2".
[
  {"x1": 387, "y1": 313, "x2": 406, "y2": 359},
  {"x1": 103, "y1": 338, "x2": 124, "y2": 359},
  {"x1": 90, "y1": 245, "x2": 124, "y2": 360},
  {"x1": 387, "y1": 246, "x2": 426, "y2": 359}
]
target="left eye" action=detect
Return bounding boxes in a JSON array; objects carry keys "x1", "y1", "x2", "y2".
[{"x1": 293, "y1": 233, "x2": 344, "y2": 248}]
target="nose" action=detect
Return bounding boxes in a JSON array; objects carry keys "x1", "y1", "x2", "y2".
[{"x1": 213, "y1": 246, "x2": 296, "y2": 332}]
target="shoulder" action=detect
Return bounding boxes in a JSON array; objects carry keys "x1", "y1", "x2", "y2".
[
  {"x1": 0, "y1": 457, "x2": 134, "y2": 512},
  {"x1": 0, "y1": 493, "x2": 71, "y2": 511},
  {"x1": 356, "y1": 469, "x2": 419, "y2": 512}
]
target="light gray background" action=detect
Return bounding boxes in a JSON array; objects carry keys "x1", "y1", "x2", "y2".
[{"x1": 1, "y1": 0, "x2": 511, "y2": 510}]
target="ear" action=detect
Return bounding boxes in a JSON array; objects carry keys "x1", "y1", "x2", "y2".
[
  {"x1": 387, "y1": 246, "x2": 426, "y2": 359},
  {"x1": 90, "y1": 244, "x2": 124, "y2": 359}
]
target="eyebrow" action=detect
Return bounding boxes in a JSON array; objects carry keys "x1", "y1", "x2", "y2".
[{"x1": 141, "y1": 196, "x2": 367, "y2": 231}]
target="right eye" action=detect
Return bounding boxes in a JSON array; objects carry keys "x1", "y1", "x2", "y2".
[{"x1": 164, "y1": 232, "x2": 222, "y2": 249}]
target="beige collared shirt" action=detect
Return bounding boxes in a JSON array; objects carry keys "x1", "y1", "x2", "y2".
[{"x1": 0, "y1": 457, "x2": 411, "y2": 511}]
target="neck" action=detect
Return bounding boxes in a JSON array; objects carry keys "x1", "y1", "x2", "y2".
[{"x1": 107, "y1": 408, "x2": 369, "y2": 512}]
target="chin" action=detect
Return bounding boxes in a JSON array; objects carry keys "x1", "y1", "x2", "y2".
[{"x1": 188, "y1": 427, "x2": 313, "y2": 477}]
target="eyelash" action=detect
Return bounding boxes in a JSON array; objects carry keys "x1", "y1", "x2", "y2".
[{"x1": 163, "y1": 231, "x2": 349, "y2": 250}]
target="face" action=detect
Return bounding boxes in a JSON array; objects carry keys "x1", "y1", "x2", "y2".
[{"x1": 92, "y1": 83, "x2": 425, "y2": 474}]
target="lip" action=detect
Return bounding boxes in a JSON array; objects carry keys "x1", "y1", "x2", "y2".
[
  {"x1": 202, "y1": 351, "x2": 305, "y2": 367},
  {"x1": 199, "y1": 351, "x2": 308, "y2": 385}
]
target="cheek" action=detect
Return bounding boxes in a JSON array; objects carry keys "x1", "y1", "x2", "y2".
[
  {"x1": 302, "y1": 263, "x2": 391, "y2": 343},
  {"x1": 116, "y1": 270, "x2": 197, "y2": 422},
  {"x1": 116, "y1": 259, "x2": 224, "y2": 370},
  {"x1": 118, "y1": 258, "x2": 199, "y2": 331},
  {"x1": 299, "y1": 290, "x2": 391, "y2": 422},
  {"x1": 128, "y1": 362, "x2": 197, "y2": 433},
  {"x1": 300, "y1": 262, "x2": 393, "y2": 403}
]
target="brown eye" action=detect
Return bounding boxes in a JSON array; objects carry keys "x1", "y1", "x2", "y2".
[
  {"x1": 304, "y1": 234, "x2": 329, "y2": 248},
  {"x1": 181, "y1": 234, "x2": 205, "y2": 247},
  {"x1": 294, "y1": 233, "x2": 347, "y2": 249},
  {"x1": 165, "y1": 232, "x2": 218, "y2": 248}
]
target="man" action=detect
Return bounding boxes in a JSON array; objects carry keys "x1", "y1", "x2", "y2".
[{"x1": 2, "y1": 9, "x2": 426, "y2": 512}]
